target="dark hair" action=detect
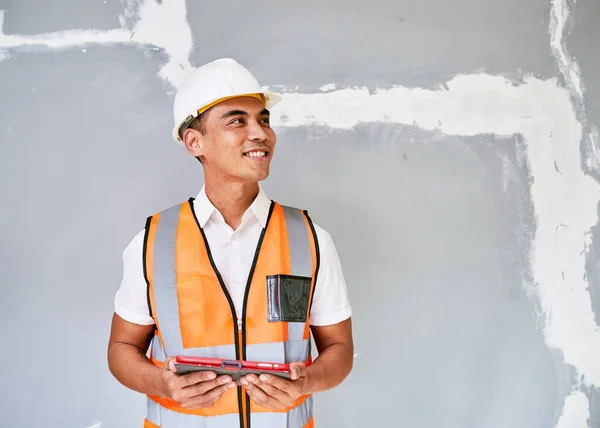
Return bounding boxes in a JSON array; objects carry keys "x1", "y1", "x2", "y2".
[
  {"x1": 178, "y1": 111, "x2": 207, "y2": 141},
  {"x1": 179, "y1": 113, "x2": 207, "y2": 164},
  {"x1": 188, "y1": 112, "x2": 207, "y2": 135}
]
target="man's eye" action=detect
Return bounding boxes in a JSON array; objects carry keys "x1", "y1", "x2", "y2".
[
  {"x1": 261, "y1": 117, "x2": 270, "y2": 124},
  {"x1": 231, "y1": 118, "x2": 245, "y2": 124}
]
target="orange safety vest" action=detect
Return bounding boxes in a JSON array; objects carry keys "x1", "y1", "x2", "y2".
[{"x1": 142, "y1": 198, "x2": 319, "y2": 428}]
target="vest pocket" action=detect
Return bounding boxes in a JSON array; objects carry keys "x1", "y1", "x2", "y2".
[{"x1": 267, "y1": 274, "x2": 312, "y2": 323}]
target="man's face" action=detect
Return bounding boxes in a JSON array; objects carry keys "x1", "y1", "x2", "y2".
[{"x1": 185, "y1": 96, "x2": 276, "y2": 183}]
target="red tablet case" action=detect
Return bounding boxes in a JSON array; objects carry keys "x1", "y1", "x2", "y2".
[{"x1": 174, "y1": 356, "x2": 291, "y2": 380}]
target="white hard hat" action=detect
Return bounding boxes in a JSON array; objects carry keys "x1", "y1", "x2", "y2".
[{"x1": 171, "y1": 58, "x2": 282, "y2": 143}]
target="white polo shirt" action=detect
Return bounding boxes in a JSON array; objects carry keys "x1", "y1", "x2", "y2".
[{"x1": 114, "y1": 186, "x2": 352, "y2": 327}]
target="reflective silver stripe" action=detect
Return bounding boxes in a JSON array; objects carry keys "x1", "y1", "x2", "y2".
[
  {"x1": 152, "y1": 204, "x2": 184, "y2": 356},
  {"x1": 245, "y1": 339, "x2": 310, "y2": 364},
  {"x1": 288, "y1": 395, "x2": 313, "y2": 428},
  {"x1": 249, "y1": 396, "x2": 313, "y2": 428},
  {"x1": 281, "y1": 206, "x2": 312, "y2": 278},
  {"x1": 147, "y1": 398, "x2": 160, "y2": 426},
  {"x1": 285, "y1": 338, "x2": 310, "y2": 363},
  {"x1": 246, "y1": 341, "x2": 283, "y2": 362},
  {"x1": 155, "y1": 404, "x2": 239, "y2": 428},
  {"x1": 282, "y1": 206, "x2": 313, "y2": 362},
  {"x1": 250, "y1": 412, "x2": 286, "y2": 427},
  {"x1": 178, "y1": 344, "x2": 236, "y2": 359},
  {"x1": 152, "y1": 334, "x2": 236, "y2": 363},
  {"x1": 151, "y1": 335, "x2": 166, "y2": 361}
]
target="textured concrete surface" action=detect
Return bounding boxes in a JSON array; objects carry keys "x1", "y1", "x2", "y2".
[{"x1": 0, "y1": 0, "x2": 599, "y2": 427}]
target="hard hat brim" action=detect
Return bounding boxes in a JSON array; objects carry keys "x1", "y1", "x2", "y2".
[{"x1": 172, "y1": 90, "x2": 282, "y2": 144}]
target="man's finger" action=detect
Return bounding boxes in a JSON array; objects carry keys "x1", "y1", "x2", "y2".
[
  {"x1": 243, "y1": 380, "x2": 276, "y2": 408},
  {"x1": 184, "y1": 381, "x2": 236, "y2": 408},
  {"x1": 251, "y1": 379, "x2": 291, "y2": 404},
  {"x1": 181, "y1": 370, "x2": 219, "y2": 387},
  {"x1": 184, "y1": 373, "x2": 230, "y2": 394},
  {"x1": 258, "y1": 374, "x2": 291, "y2": 393}
]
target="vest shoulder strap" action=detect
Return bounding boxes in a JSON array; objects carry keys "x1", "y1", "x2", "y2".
[{"x1": 276, "y1": 204, "x2": 321, "y2": 311}]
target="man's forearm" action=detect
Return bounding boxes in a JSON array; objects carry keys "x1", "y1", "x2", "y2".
[
  {"x1": 304, "y1": 342, "x2": 353, "y2": 394},
  {"x1": 108, "y1": 342, "x2": 165, "y2": 397}
]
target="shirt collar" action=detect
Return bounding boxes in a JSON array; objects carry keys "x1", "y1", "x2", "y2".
[{"x1": 193, "y1": 185, "x2": 271, "y2": 228}]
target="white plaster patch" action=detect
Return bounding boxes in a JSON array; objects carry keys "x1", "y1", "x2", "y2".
[
  {"x1": 501, "y1": 151, "x2": 511, "y2": 192},
  {"x1": 585, "y1": 127, "x2": 600, "y2": 171},
  {"x1": 0, "y1": 1, "x2": 194, "y2": 87},
  {"x1": 125, "y1": 0, "x2": 193, "y2": 88},
  {"x1": 547, "y1": 0, "x2": 595, "y2": 424},
  {"x1": 319, "y1": 83, "x2": 337, "y2": 92},
  {"x1": 269, "y1": 72, "x2": 600, "y2": 427},
  {"x1": 0, "y1": 9, "x2": 6, "y2": 61},
  {"x1": 0, "y1": 28, "x2": 131, "y2": 48},
  {"x1": 550, "y1": 0, "x2": 584, "y2": 102},
  {"x1": 556, "y1": 391, "x2": 590, "y2": 428}
]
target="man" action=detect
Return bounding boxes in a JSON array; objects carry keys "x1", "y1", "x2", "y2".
[{"x1": 107, "y1": 58, "x2": 353, "y2": 428}]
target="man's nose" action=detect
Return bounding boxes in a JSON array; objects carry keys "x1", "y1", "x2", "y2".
[{"x1": 247, "y1": 120, "x2": 269, "y2": 142}]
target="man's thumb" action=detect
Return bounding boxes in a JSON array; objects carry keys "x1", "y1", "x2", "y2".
[
  {"x1": 165, "y1": 357, "x2": 177, "y2": 373},
  {"x1": 290, "y1": 362, "x2": 304, "y2": 380}
]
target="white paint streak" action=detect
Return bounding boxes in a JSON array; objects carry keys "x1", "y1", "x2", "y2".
[
  {"x1": 319, "y1": 83, "x2": 337, "y2": 92},
  {"x1": 550, "y1": 0, "x2": 584, "y2": 101},
  {"x1": 125, "y1": 0, "x2": 193, "y2": 87},
  {"x1": 271, "y1": 74, "x2": 546, "y2": 133},
  {"x1": 548, "y1": 1, "x2": 596, "y2": 425},
  {"x1": 501, "y1": 152, "x2": 511, "y2": 192},
  {"x1": 0, "y1": 9, "x2": 6, "y2": 61},
  {"x1": 271, "y1": 72, "x2": 600, "y2": 425},
  {"x1": 0, "y1": 1, "x2": 194, "y2": 87},
  {"x1": 353, "y1": 352, "x2": 363, "y2": 358},
  {"x1": 0, "y1": 28, "x2": 131, "y2": 49},
  {"x1": 84, "y1": 422, "x2": 102, "y2": 428},
  {"x1": 586, "y1": 127, "x2": 600, "y2": 171},
  {"x1": 556, "y1": 391, "x2": 590, "y2": 428}
]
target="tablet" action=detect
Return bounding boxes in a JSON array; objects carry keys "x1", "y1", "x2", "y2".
[{"x1": 174, "y1": 356, "x2": 291, "y2": 380}]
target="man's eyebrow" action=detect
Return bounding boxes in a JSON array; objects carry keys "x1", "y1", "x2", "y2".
[
  {"x1": 221, "y1": 109, "x2": 248, "y2": 120},
  {"x1": 221, "y1": 108, "x2": 271, "y2": 120}
]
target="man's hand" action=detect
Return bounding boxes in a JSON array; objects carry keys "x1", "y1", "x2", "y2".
[
  {"x1": 240, "y1": 362, "x2": 309, "y2": 410},
  {"x1": 158, "y1": 357, "x2": 236, "y2": 409}
]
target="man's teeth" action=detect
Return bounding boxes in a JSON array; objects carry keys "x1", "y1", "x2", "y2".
[{"x1": 246, "y1": 151, "x2": 266, "y2": 158}]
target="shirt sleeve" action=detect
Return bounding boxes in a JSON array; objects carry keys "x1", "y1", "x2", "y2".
[
  {"x1": 309, "y1": 224, "x2": 352, "y2": 326},
  {"x1": 113, "y1": 229, "x2": 155, "y2": 326}
]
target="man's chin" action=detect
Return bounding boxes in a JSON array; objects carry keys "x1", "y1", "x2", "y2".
[{"x1": 234, "y1": 169, "x2": 270, "y2": 184}]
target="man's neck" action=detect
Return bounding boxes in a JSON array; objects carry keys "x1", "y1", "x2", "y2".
[{"x1": 204, "y1": 178, "x2": 259, "y2": 230}]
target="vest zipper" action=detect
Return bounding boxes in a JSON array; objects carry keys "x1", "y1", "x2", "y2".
[
  {"x1": 190, "y1": 199, "x2": 275, "y2": 428},
  {"x1": 240, "y1": 202, "x2": 275, "y2": 428},
  {"x1": 192, "y1": 212, "x2": 245, "y2": 428}
]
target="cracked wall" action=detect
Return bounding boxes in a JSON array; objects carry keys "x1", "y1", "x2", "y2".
[{"x1": 1, "y1": 0, "x2": 599, "y2": 427}]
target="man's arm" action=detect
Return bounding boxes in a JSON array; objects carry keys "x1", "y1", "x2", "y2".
[
  {"x1": 304, "y1": 317, "x2": 354, "y2": 394},
  {"x1": 108, "y1": 313, "x2": 237, "y2": 408},
  {"x1": 107, "y1": 313, "x2": 164, "y2": 396}
]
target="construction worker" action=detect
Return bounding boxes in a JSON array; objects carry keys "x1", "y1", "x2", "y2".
[{"x1": 107, "y1": 58, "x2": 354, "y2": 428}]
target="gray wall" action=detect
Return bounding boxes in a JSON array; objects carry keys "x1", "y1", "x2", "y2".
[{"x1": 1, "y1": 1, "x2": 599, "y2": 427}]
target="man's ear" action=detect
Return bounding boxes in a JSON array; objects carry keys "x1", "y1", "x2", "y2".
[{"x1": 182, "y1": 128, "x2": 204, "y2": 158}]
